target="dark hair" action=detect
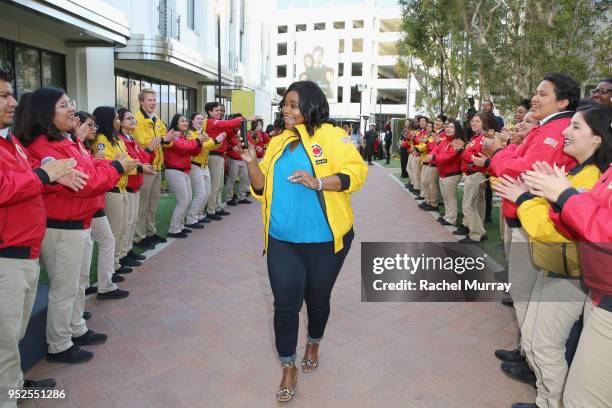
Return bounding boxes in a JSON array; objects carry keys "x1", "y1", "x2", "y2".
[
  {"x1": 117, "y1": 107, "x2": 133, "y2": 135},
  {"x1": 188, "y1": 111, "x2": 204, "y2": 131},
  {"x1": 265, "y1": 124, "x2": 274, "y2": 134},
  {"x1": 0, "y1": 69, "x2": 12, "y2": 83},
  {"x1": 92, "y1": 106, "x2": 119, "y2": 145},
  {"x1": 169, "y1": 113, "x2": 187, "y2": 133},
  {"x1": 483, "y1": 99, "x2": 494, "y2": 107},
  {"x1": 542, "y1": 73, "x2": 580, "y2": 111},
  {"x1": 279, "y1": 81, "x2": 335, "y2": 136},
  {"x1": 76, "y1": 110, "x2": 95, "y2": 124},
  {"x1": 473, "y1": 111, "x2": 496, "y2": 131},
  {"x1": 601, "y1": 78, "x2": 612, "y2": 84},
  {"x1": 251, "y1": 119, "x2": 263, "y2": 132},
  {"x1": 229, "y1": 113, "x2": 243, "y2": 119},
  {"x1": 18, "y1": 87, "x2": 66, "y2": 146},
  {"x1": 417, "y1": 116, "x2": 429, "y2": 127},
  {"x1": 518, "y1": 99, "x2": 531, "y2": 110},
  {"x1": 204, "y1": 102, "x2": 220, "y2": 117},
  {"x1": 436, "y1": 114, "x2": 447, "y2": 122},
  {"x1": 575, "y1": 100, "x2": 612, "y2": 172},
  {"x1": 446, "y1": 119, "x2": 465, "y2": 142},
  {"x1": 12, "y1": 92, "x2": 33, "y2": 140}
]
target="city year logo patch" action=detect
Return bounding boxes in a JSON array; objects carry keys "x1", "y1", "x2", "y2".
[{"x1": 311, "y1": 144, "x2": 323, "y2": 158}]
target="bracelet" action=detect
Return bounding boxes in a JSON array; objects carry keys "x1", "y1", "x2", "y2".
[{"x1": 316, "y1": 178, "x2": 323, "y2": 191}]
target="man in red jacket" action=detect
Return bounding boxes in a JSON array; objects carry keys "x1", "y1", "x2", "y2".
[
  {"x1": 225, "y1": 115, "x2": 252, "y2": 206},
  {"x1": 0, "y1": 70, "x2": 88, "y2": 401}
]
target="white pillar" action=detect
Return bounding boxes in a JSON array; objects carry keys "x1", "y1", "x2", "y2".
[{"x1": 65, "y1": 47, "x2": 115, "y2": 112}]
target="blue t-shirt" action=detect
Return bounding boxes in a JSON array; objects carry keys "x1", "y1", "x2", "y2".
[{"x1": 269, "y1": 143, "x2": 333, "y2": 243}]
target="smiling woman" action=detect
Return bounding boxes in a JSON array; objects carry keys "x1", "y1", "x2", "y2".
[{"x1": 240, "y1": 80, "x2": 368, "y2": 402}]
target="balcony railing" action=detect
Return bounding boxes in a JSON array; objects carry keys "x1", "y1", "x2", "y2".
[{"x1": 158, "y1": 1, "x2": 181, "y2": 41}]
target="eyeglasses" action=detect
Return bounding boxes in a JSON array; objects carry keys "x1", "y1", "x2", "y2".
[
  {"x1": 590, "y1": 88, "x2": 612, "y2": 96},
  {"x1": 87, "y1": 123, "x2": 98, "y2": 130},
  {"x1": 57, "y1": 100, "x2": 77, "y2": 110},
  {"x1": 127, "y1": 118, "x2": 137, "y2": 125}
]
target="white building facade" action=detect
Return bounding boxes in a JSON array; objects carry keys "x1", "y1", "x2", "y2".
[
  {"x1": 0, "y1": 0, "x2": 277, "y2": 124},
  {"x1": 271, "y1": 0, "x2": 418, "y2": 130}
]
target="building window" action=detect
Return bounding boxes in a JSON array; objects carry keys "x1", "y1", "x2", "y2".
[
  {"x1": 350, "y1": 86, "x2": 360, "y2": 103},
  {"x1": 337, "y1": 87, "x2": 343, "y2": 103},
  {"x1": 278, "y1": 25, "x2": 288, "y2": 34},
  {"x1": 187, "y1": 0, "x2": 195, "y2": 30},
  {"x1": 339, "y1": 39, "x2": 344, "y2": 53},
  {"x1": 296, "y1": 24, "x2": 306, "y2": 32},
  {"x1": 338, "y1": 62, "x2": 344, "y2": 77},
  {"x1": 314, "y1": 22, "x2": 325, "y2": 30},
  {"x1": 352, "y1": 38, "x2": 363, "y2": 52},
  {"x1": 277, "y1": 43, "x2": 287, "y2": 56},
  {"x1": 333, "y1": 21, "x2": 345, "y2": 29},
  {"x1": 351, "y1": 62, "x2": 363, "y2": 77},
  {"x1": 353, "y1": 20, "x2": 364, "y2": 28},
  {"x1": 277, "y1": 65, "x2": 287, "y2": 78},
  {"x1": 276, "y1": 87, "x2": 286, "y2": 96}
]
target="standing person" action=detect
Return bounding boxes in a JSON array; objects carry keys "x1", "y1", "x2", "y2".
[
  {"x1": 482, "y1": 99, "x2": 505, "y2": 131},
  {"x1": 132, "y1": 88, "x2": 169, "y2": 249},
  {"x1": 364, "y1": 124, "x2": 378, "y2": 165},
  {"x1": 589, "y1": 78, "x2": 611, "y2": 108},
  {"x1": 410, "y1": 116, "x2": 429, "y2": 199},
  {"x1": 350, "y1": 124, "x2": 363, "y2": 157},
  {"x1": 0, "y1": 70, "x2": 83, "y2": 403},
  {"x1": 432, "y1": 119, "x2": 464, "y2": 226},
  {"x1": 249, "y1": 120, "x2": 271, "y2": 160},
  {"x1": 400, "y1": 120, "x2": 413, "y2": 181},
  {"x1": 513, "y1": 100, "x2": 531, "y2": 124},
  {"x1": 225, "y1": 114, "x2": 252, "y2": 206},
  {"x1": 384, "y1": 121, "x2": 392, "y2": 165},
  {"x1": 241, "y1": 81, "x2": 368, "y2": 402},
  {"x1": 421, "y1": 114, "x2": 447, "y2": 211},
  {"x1": 163, "y1": 114, "x2": 205, "y2": 238},
  {"x1": 23, "y1": 87, "x2": 137, "y2": 363}
]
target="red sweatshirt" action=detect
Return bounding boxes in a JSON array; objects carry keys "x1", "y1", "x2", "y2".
[
  {"x1": 120, "y1": 133, "x2": 150, "y2": 191},
  {"x1": 489, "y1": 112, "x2": 577, "y2": 223},
  {"x1": 250, "y1": 131, "x2": 270, "y2": 158},
  {"x1": 206, "y1": 117, "x2": 242, "y2": 155},
  {"x1": 163, "y1": 133, "x2": 201, "y2": 173},
  {"x1": 432, "y1": 137, "x2": 462, "y2": 178},
  {"x1": 460, "y1": 132, "x2": 488, "y2": 174}
]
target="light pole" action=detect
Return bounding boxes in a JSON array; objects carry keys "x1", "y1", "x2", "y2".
[
  {"x1": 357, "y1": 83, "x2": 367, "y2": 132},
  {"x1": 213, "y1": 0, "x2": 226, "y2": 103}
]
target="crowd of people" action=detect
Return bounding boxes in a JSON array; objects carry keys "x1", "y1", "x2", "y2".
[
  {"x1": 0, "y1": 69, "x2": 270, "y2": 405},
  {"x1": 397, "y1": 74, "x2": 612, "y2": 408}
]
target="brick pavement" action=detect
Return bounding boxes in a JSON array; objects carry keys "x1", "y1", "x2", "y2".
[{"x1": 25, "y1": 164, "x2": 534, "y2": 408}]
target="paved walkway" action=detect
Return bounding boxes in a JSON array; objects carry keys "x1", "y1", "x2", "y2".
[{"x1": 25, "y1": 164, "x2": 534, "y2": 408}]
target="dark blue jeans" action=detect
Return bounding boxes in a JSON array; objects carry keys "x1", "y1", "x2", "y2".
[{"x1": 267, "y1": 229, "x2": 354, "y2": 363}]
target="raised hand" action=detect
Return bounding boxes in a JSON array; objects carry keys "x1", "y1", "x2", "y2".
[
  {"x1": 40, "y1": 158, "x2": 77, "y2": 182},
  {"x1": 56, "y1": 169, "x2": 89, "y2": 191},
  {"x1": 522, "y1": 165, "x2": 571, "y2": 202},
  {"x1": 491, "y1": 175, "x2": 529, "y2": 203}
]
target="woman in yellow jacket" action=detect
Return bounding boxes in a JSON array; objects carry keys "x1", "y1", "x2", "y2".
[
  {"x1": 240, "y1": 81, "x2": 367, "y2": 402},
  {"x1": 92, "y1": 107, "x2": 141, "y2": 274},
  {"x1": 493, "y1": 102, "x2": 606, "y2": 408}
]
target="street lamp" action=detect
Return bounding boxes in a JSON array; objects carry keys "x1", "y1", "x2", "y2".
[
  {"x1": 357, "y1": 83, "x2": 367, "y2": 132},
  {"x1": 213, "y1": 0, "x2": 227, "y2": 103}
]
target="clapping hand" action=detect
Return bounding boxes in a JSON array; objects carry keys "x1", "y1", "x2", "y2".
[
  {"x1": 492, "y1": 175, "x2": 530, "y2": 203},
  {"x1": 471, "y1": 153, "x2": 489, "y2": 168},
  {"x1": 522, "y1": 162, "x2": 572, "y2": 203}
]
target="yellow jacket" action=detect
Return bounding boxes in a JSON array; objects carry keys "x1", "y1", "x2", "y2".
[
  {"x1": 188, "y1": 129, "x2": 219, "y2": 168},
  {"x1": 517, "y1": 162, "x2": 601, "y2": 277},
  {"x1": 132, "y1": 109, "x2": 167, "y2": 171},
  {"x1": 93, "y1": 134, "x2": 138, "y2": 192},
  {"x1": 252, "y1": 123, "x2": 368, "y2": 253}
]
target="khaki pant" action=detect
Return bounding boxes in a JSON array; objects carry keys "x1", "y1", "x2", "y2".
[
  {"x1": 225, "y1": 158, "x2": 250, "y2": 201},
  {"x1": 420, "y1": 165, "x2": 430, "y2": 200},
  {"x1": 0, "y1": 258, "x2": 39, "y2": 399},
  {"x1": 462, "y1": 172, "x2": 487, "y2": 241},
  {"x1": 207, "y1": 155, "x2": 225, "y2": 214},
  {"x1": 408, "y1": 154, "x2": 422, "y2": 190},
  {"x1": 187, "y1": 165, "x2": 210, "y2": 225},
  {"x1": 425, "y1": 166, "x2": 440, "y2": 206},
  {"x1": 439, "y1": 174, "x2": 461, "y2": 225},
  {"x1": 521, "y1": 272, "x2": 586, "y2": 408},
  {"x1": 135, "y1": 173, "x2": 161, "y2": 241},
  {"x1": 105, "y1": 192, "x2": 128, "y2": 270},
  {"x1": 42, "y1": 228, "x2": 91, "y2": 353},
  {"x1": 165, "y1": 169, "x2": 192, "y2": 234},
  {"x1": 90, "y1": 216, "x2": 118, "y2": 294},
  {"x1": 564, "y1": 302, "x2": 612, "y2": 408},
  {"x1": 508, "y1": 227, "x2": 540, "y2": 326},
  {"x1": 124, "y1": 191, "x2": 139, "y2": 254}
]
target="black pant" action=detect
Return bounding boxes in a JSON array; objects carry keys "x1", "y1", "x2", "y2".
[
  {"x1": 400, "y1": 148, "x2": 408, "y2": 177},
  {"x1": 266, "y1": 229, "x2": 354, "y2": 360},
  {"x1": 365, "y1": 143, "x2": 374, "y2": 163},
  {"x1": 485, "y1": 180, "x2": 493, "y2": 222},
  {"x1": 385, "y1": 143, "x2": 391, "y2": 163}
]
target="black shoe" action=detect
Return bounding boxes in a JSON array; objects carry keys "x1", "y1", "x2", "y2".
[
  {"x1": 439, "y1": 219, "x2": 453, "y2": 226},
  {"x1": 85, "y1": 286, "x2": 97, "y2": 295},
  {"x1": 437, "y1": 216, "x2": 444, "y2": 221},
  {"x1": 415, "y1": 195, "x2": 424, "y2": 200},
  {"x1": 23, "y1": 378, "x2": 56, "y2": 388},
  {"x1": 368, "y1": 162, "x2": 373, "y2": 166},
  {"x1": 227, "y1": 199, "x2": 238, "y2": 206},
  {"x1": 119, "y1": 257, "x2": 141, "y2": 267},
  {"x1": 115, "y1": 266, "x2": 133, "y2": 275},
  {"x1": 216, "y1": 210, "x2": 231, "y2": 216},
  {"x1": 72, "y1": 330, "x2": 107, "y2": 346},
  {"x1": 207, "y1": 214, "x2": 222, "y2": 221},
  {"x1": 97, "y1": 289, "x2": 130, "y2": 300},
  {"x1": 495, "y1": 347, "x2": 525, "y2": 363},
  {"x1": 511, "y1": 403, "x2": 537, "y2": 408},
  {"x1": 150, "y1": 234, "x2": 167, "y2": 244},
  {"x1": 238, "y1": 199, "x2": 251, "y2": 204},
  {"x1": 127, "y1": 251, "x2": 146, "y2": 261},
  {"x1": 453, "y1": 226, "x2": 469, "y2": 235},
  {"x1": 501, "y1": 296, "x2": 514, "y2": 307},
  {"x1": 111, "y1": 274, "x2": 125, "y2": 283},
  {"x1": 199, "y1": 217, "x2": 211, "y2": 224},
  {"x1": 83, "y1": 312, "x2": 92, "y2": 321},
  {"x1": 185, "y1": 223, "x2": 204, "y2": 229},
  {"x1": 182, "y1": 228, "x2": 192, "y2": 234},
  {"x1": 47, "y1": 345, "x2": 93, "y2": 364},
  {"x1": 501, "y1": 361, "x2": 536, "y2": 387},
  {"x1": 134, "y1": 237, "x2": 155, "y2": 250},
  {"x1": 421, "y1": 204, "x2": 438, "y2": 211},
  {"x1": 418, "y1": 202, "x2": 429, "y2": 208},
  {"x1": 168, "y1": 232, "x2": 188, "y2": 238},
  {"x1": 459, "y1": 237, "x2": 481, "y2": 243}
]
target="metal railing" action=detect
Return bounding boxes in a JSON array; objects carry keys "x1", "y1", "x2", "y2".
[{"x1": 158, "y1": 1, "x2": 181, "y2": 41}]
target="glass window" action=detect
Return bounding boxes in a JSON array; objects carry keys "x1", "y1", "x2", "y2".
[
  {"x1": 115, "y1": 74, "x2": 129, "y2": 109},
  {"x1": 277, "y1": 65, "x2": 287, "y2": 78},
  {"x1": 333, "y1": 21, "x2": 345, "y2": 29},
  {"x1": 129, "y1": 78, "x2": 141, "y2": 113},
  {"x1": 351, "y1": 62, "x2": 363, "y2": 77},
  {"x1": 339, "y1": 39, "x2": 344, "y2": 53},
  {"x1": 141, "y1": 79, "x2": 152, "y2": 90},
  {"x1": 350, "y1": 86, "x2": 360, "y2": 103},
  {"x1": 353, "y1": 20, "x2": 364, "y2": 28},
  {"x1": 352, "y1": 38, "x2": 363, "y2": 52},
  {"x1": 176, "y1": 87, "x2": 184, "y2": 115},
  {"x1": 278, "y1": 25, "x2": 288, "y2": 34},
  {"x1": 15, "y1": 47, "x2": 41, "y2": 96},
  {"x1": 187, "y1": 0, "x2": 195, "y2": 30},
  {"x1": 337, "y1": 87, "x2": 343, "y2": 103},
  {"x1": 295, "y1": 24, "x2": 306, "y2": 32},
  {"x1": 160, "y1": 84, "x2": 169, "y2": 124},
  {"x1": 168, "y1": 84, "x2": 177, "y2": 120},
  {"x1": 41, "y1": 52, "x2": 65, "y2": 89},
  {"x1": 0, "y1": 43, "x2": 13, "y2": 74},
  {"x1": 152, "y1": 82, "x2": 162, "y2": 117},
  {"x1": 277, "y1": 43, "x2": 287, "y2": 56},
  {"x1": 338, "y1": 63, "x2": 344, "y2": 77},
  {"x1": 314, "y1": 23, "x2": 325, "y2": 30}
]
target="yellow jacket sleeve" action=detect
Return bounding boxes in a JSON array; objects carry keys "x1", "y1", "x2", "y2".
[
  {"x1": 329, "y1": 131, "x2": 368, "y2": 194},
  {"x1": 93, "y1": 135, "x2": 116, "y2": 161}
]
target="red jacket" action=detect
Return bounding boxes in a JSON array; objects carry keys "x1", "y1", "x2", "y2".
[
  {"x1": 227, "y1": 130, "x2": 254, "y2": 161},
  {"x1": 163, "y1": 133, "x2": 201, "y2": 173},
  {"x1": 120, "y1": 133, "x2": 149, "y2": 191},
  {"x1": 432, "y1": 137, "x2": 462, "y2": 178},
  {"x1": 250, "y1": 131, "x2": 270, "y2": 158},
  {"x1": 489, "y1": 112, "x2": 576, "y2": 222},
  {"x1": 0, "y1": 133, "x2": 47, "y2": 259},
  {"x1": 551, "y1": 164, "x2": 612, "y2": 303},
  {"x1": 26, "y1": 134, "x2": 121, "y2": 229},
  {"x1": 460, "y1": 132, "x2": 488, "y2": 174},
  {"x1": 206, "y1": 117, "x2": 242, "y2": 155}
]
